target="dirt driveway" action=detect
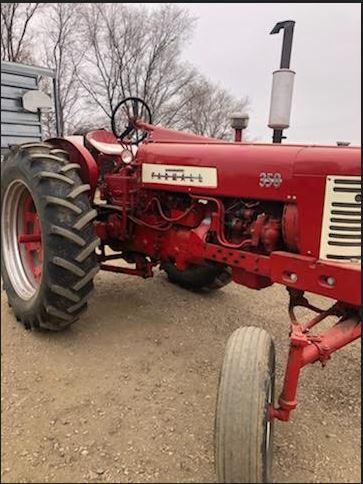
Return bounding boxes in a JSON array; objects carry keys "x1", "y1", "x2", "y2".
[{"x1": 1, "y1": 270, "x2": 361, "y2": 483}]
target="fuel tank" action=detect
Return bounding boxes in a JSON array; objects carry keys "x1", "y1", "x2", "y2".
[{"x1": 137, "y1": 141, "x2": 361, "y2": 201}]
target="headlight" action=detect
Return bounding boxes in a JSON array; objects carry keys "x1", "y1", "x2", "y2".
[{"x1": 121, "y1": 149, "x2": 133, "y2": 164}]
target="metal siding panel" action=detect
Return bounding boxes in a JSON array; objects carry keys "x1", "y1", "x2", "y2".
[
  {"x1": 2, "y1": 124, "x2": 41, "y2": 136},
  {"x1": 1, "y1": 135, "x2": 41, "y2": 149},
  {"x1": 1, "y1": 98, "x2": 23, "y2": 112},
  {"x1": 1, "y1": 61, "x2": 54, "y2": 152},
  {"x1": 1, "y1": 60, "x2": 55, "y2": 78},
  {"x1": 1, "y1": 72, "x2": 37, "y2": 89},
  {"x1": 1, "y1": 84, "x2": 37, "y2": 99},
  {"x1": 0, "y1": 110, "x2": 41, "y2": 125}
]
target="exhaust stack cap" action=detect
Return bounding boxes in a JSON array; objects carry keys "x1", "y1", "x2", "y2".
[{"x1": 230, "y1": 113, "x2": 249, "y2": 130}]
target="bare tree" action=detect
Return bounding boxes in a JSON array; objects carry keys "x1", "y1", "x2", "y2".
[
  {"x1": 76, "y1": 3, "x2": 197, "y2": 126},
  {"x1": 168, "y1": 76, "x2": 250, "y2": 139},
  {"x1": 75, "y1": 3, "x2": 248, "y2": 138},
  {"x1": 1, "y1": 2, "x2": 250, "y2": 139},
  {"x1": 1, "y1": 3, "x2": 41, "y2": 63},
  {"x1": 39, "y1": 3, "x2": 85, "y2": 136}
]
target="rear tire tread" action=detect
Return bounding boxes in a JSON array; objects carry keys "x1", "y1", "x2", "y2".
[
  {"x1": 49, "y1": 284, "x2": 81, "y2": 303},
  {"x1": 34, "y1": 171, "x2": 75, "y2": 185},
  {"x1": 67, "y1": 184, "x2": 91, "y2": 199},
  {"x1": 60, "y1": 163, "x2": 81, "y2": 173},
  {"x1": 45, "y1": 305, "x2": 75, "y2": 322},
  {"x1": 1, "y1": 142, "x2": 99, "y2": 331},
  {"x1": 73, "y1": 209, "x2": 98, "y2": 231},
  {"x1": 51, "y1": 257, "x2": 86, "y2": 277},
  {"x1": 49, "y1": 148, "x2": 69, "y2": 156},
  {"x1": 75, "y1": 237, "x2": 101, "y2": 263},
  {"x1": 49, "y1": 225, "x2": 86, "y2": 246},
  {"x1": 67, "y1": 290, "x2": 94, "y2": 313},
  {"x1": 44, "y1": 196, "x2": 82, "y2": 214},
  {"x1": 29, "y1": 153, "x2": 68, "y2": 164},
  {"x1": 73, "y1": 266, "x2": 100, "y2": 291}
]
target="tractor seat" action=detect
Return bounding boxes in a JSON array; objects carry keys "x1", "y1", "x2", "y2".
[{"x1": 86, "y1": 129, "x2": 123, "y2": 156}]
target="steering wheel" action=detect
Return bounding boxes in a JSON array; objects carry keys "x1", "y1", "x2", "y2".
[{"x1": 111, "y1": 97, "x2": 152, "y2": 145}]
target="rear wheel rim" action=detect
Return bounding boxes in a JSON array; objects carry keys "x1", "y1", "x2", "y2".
[{"x1": 2, "y1": 180, "x2": 43, "y2": 300}]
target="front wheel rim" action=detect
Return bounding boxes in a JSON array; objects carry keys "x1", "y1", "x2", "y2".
[
  {"x1": 264, "y1": 381, "x2": 274, "y2": 481},
  {"x1": 2, "y1": 180, "x2": 43, "y2": 300}
]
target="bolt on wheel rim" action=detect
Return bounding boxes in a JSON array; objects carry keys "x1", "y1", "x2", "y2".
[{"x1": 1, "y1": 180, "x2": 43, "y2": 300}]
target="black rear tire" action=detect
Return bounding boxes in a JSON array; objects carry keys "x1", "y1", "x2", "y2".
[
  {"x1": 215, "y1": 326, "x2": 275, "y2": 483},
  {"x1": 162, "y1": 261, "x2": 231, "y2": 291},
  {"x1": 1, "y1": 142, "x2": 100, "y2": 331}
]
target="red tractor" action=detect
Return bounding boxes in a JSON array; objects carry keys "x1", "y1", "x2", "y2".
[{"x1": 1, "y1": 96, "x2": 361, "y2": 483}]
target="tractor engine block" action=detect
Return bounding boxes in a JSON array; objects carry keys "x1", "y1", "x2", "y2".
[{"x1": 94, "y1": 168, "x2": 295, "y2": 265}]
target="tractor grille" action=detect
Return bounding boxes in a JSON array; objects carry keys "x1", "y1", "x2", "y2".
[{"x1": 319, "y1": 175, "x2": 361, "y2": 263}]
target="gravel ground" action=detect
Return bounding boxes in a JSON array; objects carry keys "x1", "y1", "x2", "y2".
[{"x1": 1, "y1": 269, "x2": 361, "y2": 483}]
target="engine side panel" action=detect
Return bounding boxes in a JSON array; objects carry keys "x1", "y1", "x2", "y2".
[
  {"x1": 137, "y1": 142, "x2": 360, "y2": 258},
  {"x1": 137, "y1": 142, "x2": 297, "y2": 201}
]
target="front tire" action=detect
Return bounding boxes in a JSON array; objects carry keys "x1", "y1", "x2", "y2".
[
  {"x1": 1, "y1": 142, "x2": 100, "y2": 331},
  {"x1": 215, "y1": 326, "x2": 275, "y2": 483}
]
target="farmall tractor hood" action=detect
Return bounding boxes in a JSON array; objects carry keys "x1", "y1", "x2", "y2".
[
  {"x1": 137, "y1": 127, "x2": 361, "y2": 202},
  {"x1": 137, "y1": 127, "x2": 360, "y2": 261}
]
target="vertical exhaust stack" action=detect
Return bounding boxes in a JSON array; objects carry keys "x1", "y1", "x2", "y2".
[{"x1": 268, "y1": 20, "x2": 296, "y2": 143}]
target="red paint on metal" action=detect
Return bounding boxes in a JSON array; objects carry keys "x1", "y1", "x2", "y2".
[
  {"x1": 234, "y1": 129, "x2": 242, "y2": 142},
  {"x1": 86, "y1": 129, "x2": 120, "y2": 145},
  {"x1": 19, "y1": 191, "x2": 43, "y2": 282},
  {"x1": 100, "y1": 263, "x2": 153, "y2": 278},
  {"x1": 47, "y1": 137, "x2": 99, "y2": 198},
  {"x1": 301, "y1": 317, "x2": 361, "y2": 365},
  {"x1": 260, "y1": 217, "x2": 281, "y2": 252},
  {"x1": 93, "y1": 222, "x2": 108, "y2": 241},
  {"x1": 282, "y1": 203, "x2": 300, "y2": 252},
  {"x1": 18, "y1": 234, "x2": 41, "y2": 243},
  {"x1": 136, "y1": 121, "x2": 222, "y2": 143},
  {"x1": 83, "y1": 124, "x2": 360, "y2": 305},
  {"x1": 270, "y1": 252, "x2": 361, "y2": 307},
  {"x1": 47, "y1": 120, "x2": 361, "y2": 427},
  {"x1": 270, "y1": 314, "x2": 361, "y2": 422},
  {"x1": 137, "y1": 140, "x2": 360, "y2": 258},
  {"x1": 231, "y1": 268, "x2": 272, "y2": 289},
  {"x1": 138, "y1": 142, "x2": 296, "y2": 200}
]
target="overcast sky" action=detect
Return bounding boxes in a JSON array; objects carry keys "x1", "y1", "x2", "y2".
[{"x1": 156, "y1": 3, "x2": 360, "y2": 145}]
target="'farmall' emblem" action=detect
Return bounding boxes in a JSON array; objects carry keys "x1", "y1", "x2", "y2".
[
  {"x1": 151, "y1": 168, "x2": 204, "y2": 184},
  {"x1": 142, "y1": 163, "x2": 218, "y2": 188}
]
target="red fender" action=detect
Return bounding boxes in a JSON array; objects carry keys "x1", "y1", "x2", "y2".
[{"x1": 47, "y1": 137, "x2": 99, "y2": 199}]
